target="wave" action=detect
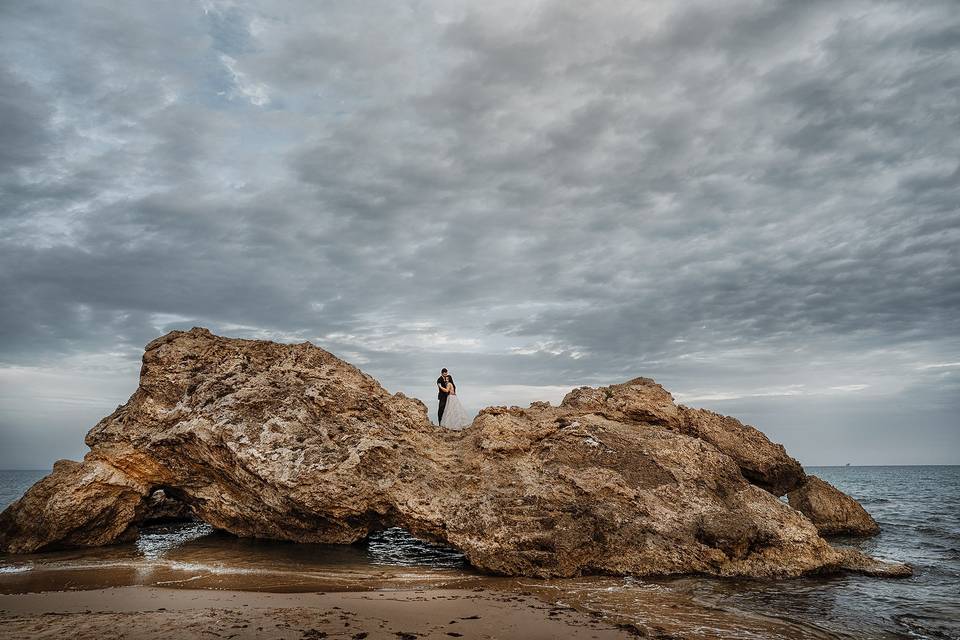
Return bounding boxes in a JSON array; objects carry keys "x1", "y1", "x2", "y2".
[
  {"x1": 914, "y1": 525, "x2": 960, "y2": 541},
  {"x1": 0, "y1": 565, "x2": 32, "y2": 574}
]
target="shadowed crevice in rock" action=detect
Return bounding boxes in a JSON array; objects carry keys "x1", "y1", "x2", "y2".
[
  {"x1": 139, "y1": 488, "x2": 195, "y2": 524},
  {"x1": 0, "y1": 327, "x2": 909, "y2": 579}
]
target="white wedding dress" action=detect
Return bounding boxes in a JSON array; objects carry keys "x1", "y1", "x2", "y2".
[{"x1": 440, "y1": 393, "x2": 471, "y2": 430}]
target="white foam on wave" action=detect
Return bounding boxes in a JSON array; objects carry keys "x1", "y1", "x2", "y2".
[
  {"x1": 160, "y1": 561, "x2": 267, "y2": 575},
  {"x1": 0, "y1": 565, "x2": 33, "y2": 574},
  {"x1": 154, "y1": 574, "x2": 206, "y2": 585},
  {"x1": 0, "y1": 558, "x2": 262, "y2": 576}
]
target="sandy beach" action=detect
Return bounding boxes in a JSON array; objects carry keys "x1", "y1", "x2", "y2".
[{"x1": 0, "y1": 586, "x2": 642, "y2": 640}]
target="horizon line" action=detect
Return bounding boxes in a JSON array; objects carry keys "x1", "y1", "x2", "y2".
[{"x1": 1, "y1": 463, "x2": 959, "y2": 472}]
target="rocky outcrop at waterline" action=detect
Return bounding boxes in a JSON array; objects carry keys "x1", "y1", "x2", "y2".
[
  {"x1": 0, "y1": 327, "x2": 909, "y2": 578},
  {"x1": 559, "y1": 381, "x2": 806, "y2": 496},
  {"x1": 788, "y1": 475, "x2": 881, "y2": 537}
]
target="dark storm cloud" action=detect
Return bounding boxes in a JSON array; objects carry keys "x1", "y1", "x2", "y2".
[
  {"x1": 1, "y1": 0, "x2": 958, "y2": 467},
  {"x1": 0, "y1": 67, "x2": 53, "y2": 174}
]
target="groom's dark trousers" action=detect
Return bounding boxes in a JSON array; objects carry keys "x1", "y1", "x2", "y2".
[
  {"x1": 437, "y1": 374, "x2": 454, "y2": 423},
  {"x1": 438, "y1": 393, "x2": 447, "y2": 423}
]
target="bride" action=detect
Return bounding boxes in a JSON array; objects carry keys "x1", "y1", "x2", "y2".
[{"x1": 439, "y1": 377, "x2": 471, "y2": 430}]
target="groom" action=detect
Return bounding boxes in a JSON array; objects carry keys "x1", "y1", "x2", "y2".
[{"x1": 436, "y1": 368, "x2": 454, "y2": 423}]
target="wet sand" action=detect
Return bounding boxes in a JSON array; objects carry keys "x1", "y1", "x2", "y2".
[
  {"x1": 0, "y1": 522, "x2": 844, "y2": 639},
  {"x1": 0, "y1": 586, "x2": 640, "y2": 640}
]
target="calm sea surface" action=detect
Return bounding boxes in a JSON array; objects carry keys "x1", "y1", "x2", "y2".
[{"x1": 1, "y1": 466, "x2": 958, "y2": 639}]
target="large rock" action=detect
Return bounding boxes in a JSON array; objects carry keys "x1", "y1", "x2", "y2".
[
  {"x1": 560, "y1": 378, "x2": 806, "y2": 496},
  {"x1": 788, "y1": 475, "x2": 881, "y2": 537},
  {"x1": 675, "y1": 407, "x2": 806, "y2": 496},
  {"x1": 559, "y1": 377, "x2": 684, "y2": 428},
  {"x1": 0, "y1": 328, "x2": 907, "y2": 579},
  {"x1": 0, "y1": 459, "x2": 147, "y2": 553}
]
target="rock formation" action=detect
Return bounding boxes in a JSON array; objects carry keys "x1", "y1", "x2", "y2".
[
  {"x1": 560, "y1": 380, "x2": 806, "y2": 496},
  {"x1": 0, "y1": 327, "x2": 909, "y2": 579},
  {"x1": 788, "y1": 475, "x2": 881, "y2": 537}
]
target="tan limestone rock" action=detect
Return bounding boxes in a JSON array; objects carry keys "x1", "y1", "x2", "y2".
[
  {"x1": 0, "y1": 328, "x2": 907, "y2": 579},
  {"x1": 788, "y1": 475, "x2": 881, "y2": 537}
]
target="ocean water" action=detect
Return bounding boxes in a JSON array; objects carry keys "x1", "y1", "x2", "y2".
[{"x1": 1, "y1": 466, "x2": 958, "y2": 639}]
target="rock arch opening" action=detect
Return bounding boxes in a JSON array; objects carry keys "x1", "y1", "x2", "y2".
[
  {"x1": 360, "y1": 526, "x2": 468, "y2": 569},
  {"x1": 128, "y1": 490, "x2": 469, "y2": 571},
  {"x1": 138, "y1": 487, "x2": 196, "y2": 526}
]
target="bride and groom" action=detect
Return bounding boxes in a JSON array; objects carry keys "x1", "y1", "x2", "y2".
[{"x1": 436, "y1": 368, "x2": 470, "y2": 429}]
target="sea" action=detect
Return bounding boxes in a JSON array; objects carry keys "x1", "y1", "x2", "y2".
[{"x1": 1, "y1": 466, "x2": 958, "y2": 639}]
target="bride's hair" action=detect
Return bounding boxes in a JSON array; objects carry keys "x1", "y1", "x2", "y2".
[{"x1": 441, "y1": 368, "x2": 448, "y2": 373}]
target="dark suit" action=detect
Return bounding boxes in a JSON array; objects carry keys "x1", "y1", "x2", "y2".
[{"x1": 437, "y1": 374, "x2": 455, "y2": 423}]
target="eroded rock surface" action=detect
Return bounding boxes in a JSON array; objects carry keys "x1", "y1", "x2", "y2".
[
  {"x1": 560, "y1": 378, "x2": 807, "y2": 496},
  {"x1": 788, "y1": 475, "x2": 881, "y2": 537},
  {"x1": 0, "y1": 328, "x2": 907, "y2": 578}
]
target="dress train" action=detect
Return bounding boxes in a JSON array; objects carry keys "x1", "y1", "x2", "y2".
[{"x1": 440, "y1": 393, "x2": 471, "y2": 430}]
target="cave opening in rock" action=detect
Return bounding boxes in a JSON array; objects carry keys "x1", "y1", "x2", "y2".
[
  {"x1": 358, "y1": 527, "x2": 468, "y2": 569},
  {"x1": 139, "y1": 486, "x2": 197, "y2": 525},
  {"x1": 337, "y1": 509, "x2": 470, "y2": 569},
  {"x1": 128, "y1": 492, "x2": 469, "y2": 570}
]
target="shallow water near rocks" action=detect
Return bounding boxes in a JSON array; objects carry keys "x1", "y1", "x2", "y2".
[{"x1": 1, "y1": 466, "x2": 958, "y2": 639}]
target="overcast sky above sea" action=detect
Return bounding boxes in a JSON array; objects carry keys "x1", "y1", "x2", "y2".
[{"x1": 1, "y1": 0, "x2": 958, "y2": 468}]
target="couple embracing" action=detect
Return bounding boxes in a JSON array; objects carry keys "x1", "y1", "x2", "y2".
[{"x1": 436, "y1": 368, "x2": 470, "y2": 429}]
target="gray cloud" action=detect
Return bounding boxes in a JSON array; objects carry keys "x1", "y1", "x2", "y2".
[{"x1": 1, "y1": 0, "x2": 958, "y2": 468}]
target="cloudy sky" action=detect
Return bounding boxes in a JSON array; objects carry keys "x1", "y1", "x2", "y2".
[{"x1": 1, "y1": 0, "x2": 958, "y2": 469}]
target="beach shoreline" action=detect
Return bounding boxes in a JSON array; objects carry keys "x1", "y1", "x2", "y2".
[
  {"x1": 4, "y1": 466, "x2": 960, "y2": 639},
  {"x1": 0, "y1": 585, "x2": 639, "y2": 639}
]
